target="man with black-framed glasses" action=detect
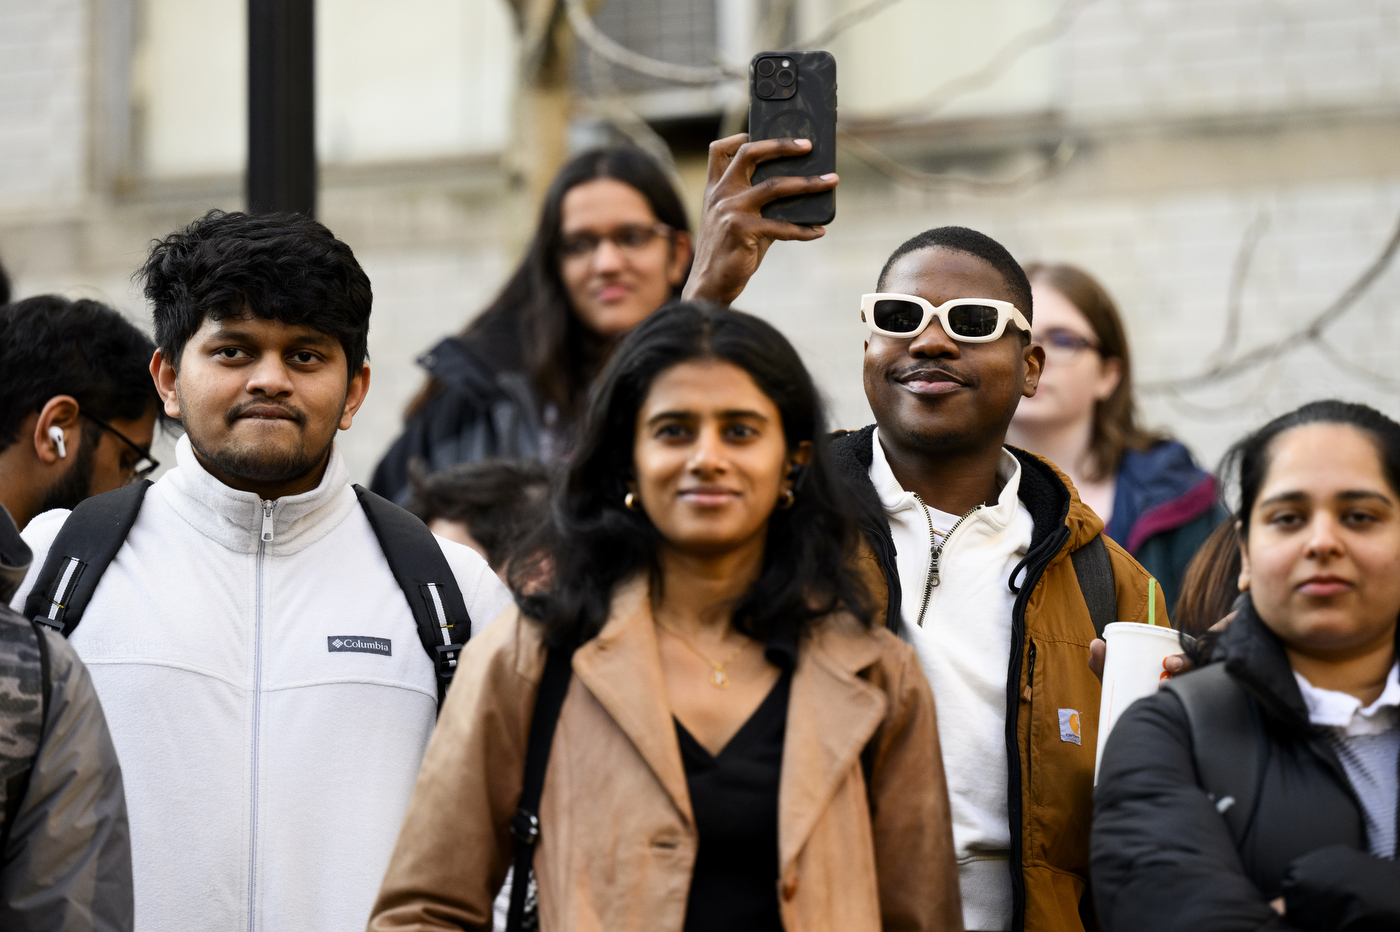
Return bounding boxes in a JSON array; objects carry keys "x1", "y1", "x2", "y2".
[
  {"x1": 684, "y1": 134, "x2": 1170, "y2": 932},
  {"x1": 81, "y1": 413, "x2": 160, "y2": 483},
  {"x1": 0, "y1": 295, "x2": 163, "y2": 530}
]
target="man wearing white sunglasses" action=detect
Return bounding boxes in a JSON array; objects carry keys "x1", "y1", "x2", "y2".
[
  {"x1": 860, "y1": 293, "x2": 1032, "y2": 344},
  {"x1": 686, "y1": 134, "x2": 1167, "y2": 932}
]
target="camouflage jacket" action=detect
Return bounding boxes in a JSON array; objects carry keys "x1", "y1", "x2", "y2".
[{"x1": 0, "y1": 509, "x2": 132, "y2": 931}]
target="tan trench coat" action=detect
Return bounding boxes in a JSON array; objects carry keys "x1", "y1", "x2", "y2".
[{"x1": 368, "y1": 576, "x2": 962, "y2": 931}]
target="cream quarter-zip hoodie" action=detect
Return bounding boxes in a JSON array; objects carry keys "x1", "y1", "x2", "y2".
[
  {"x1": 869, "y1": 428, "x2": 1033, "y2": 932},
  {"x1": 13, "y1": 435, "x2": 513, "y2": 932}
]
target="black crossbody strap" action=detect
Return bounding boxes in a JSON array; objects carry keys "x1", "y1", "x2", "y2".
[
  {"x1": 23, "y1": 481, "x2": 151, "y2": 636},
  {"x1": 1071, "y1": 534, "x2": 1117, "y2": 640},
  {"x1": 1162, "y1": 664, "x2": 1267, "y2": 845},
  {"x1": 353, "y1": 484, "x2": 472, "y2": 710},
  {"x1": 506, "y1": 646, "x2": 574, "y2": 932}
]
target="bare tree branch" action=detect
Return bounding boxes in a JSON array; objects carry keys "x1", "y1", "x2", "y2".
[{"x1": 1140, "y1": 206, "x2": 1400, "y2": 393}]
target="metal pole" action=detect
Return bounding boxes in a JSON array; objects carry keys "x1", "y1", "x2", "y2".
[{"x1": 248, "y1": 0, "x2": 316, "y2": 216}]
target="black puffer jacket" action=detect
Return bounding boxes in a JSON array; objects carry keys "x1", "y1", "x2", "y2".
[
  {"x1": 1091, "y1": 601, "x2": 1400, "y2": 932},
  {"x1": 370, "y1": 333, "x2": 547, "y2": 505}
]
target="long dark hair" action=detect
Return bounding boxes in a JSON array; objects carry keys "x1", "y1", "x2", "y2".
[
  {"x1": 1173, "y1": 518, "x2": 1241, "y2": 638},
  {"x1": 404, "y1": 147, "x2": 690, "y2": 423},
  {"x1": 1186, "y1": 399, "x2": 1400, "y2": 661},
  {"x1": 1025, "y1": 263, "x2": 1164, "y2": 482},
  {"x1": 511, "y1": 302, "x2": 873, "y2": 649}
]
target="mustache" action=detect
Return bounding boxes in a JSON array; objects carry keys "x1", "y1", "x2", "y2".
[
  {"x1": 890, "y1": 363, "x2": 973, "y2": 386},
  {"x1": 226, "y1": 400, "x2": 307, "y2": 427}
]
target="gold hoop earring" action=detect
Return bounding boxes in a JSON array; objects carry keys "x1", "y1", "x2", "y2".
[
  {"x1": 778, "y1": 489, "x2": 796, "y2": 510},
  {"x1": 624, "y1": 491, "x2": 639, "y2": 511}
]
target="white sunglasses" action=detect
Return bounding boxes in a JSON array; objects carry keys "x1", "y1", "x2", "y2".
[{"x1": 860, "y1": 293, "x2": 1031, "y2": 342}]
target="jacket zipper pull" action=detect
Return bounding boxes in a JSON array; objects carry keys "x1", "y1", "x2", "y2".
[
  {"x1": 929, "y1": 550, "x2": 941, "y2": 588},
  {"x1": 261, "y1": 500, "x2": 275, "y2": 543},
  {"x1": 1022, "y1": 640, "x2": 1037, "y2": 702}
]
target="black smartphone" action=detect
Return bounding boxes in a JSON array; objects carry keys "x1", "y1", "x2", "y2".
[{"x1": 748, "y1": 50, "x2": 837, "y2": 226}]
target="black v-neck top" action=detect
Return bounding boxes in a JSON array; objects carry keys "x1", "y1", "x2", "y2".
[{"x1": 675, "y1": 666, "x2": 792, "y2": 932}]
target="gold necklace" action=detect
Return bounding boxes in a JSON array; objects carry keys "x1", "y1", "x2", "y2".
[{"x1": 657, "y1": 623, "x2": 752, "y2": 689}]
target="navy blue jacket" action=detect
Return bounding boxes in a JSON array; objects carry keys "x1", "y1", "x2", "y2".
[{"x1": 1103, "y1": 441, "x2": 1226, "y2": 611}]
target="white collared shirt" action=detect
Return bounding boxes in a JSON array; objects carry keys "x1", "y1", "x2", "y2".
[
  {"x1": 1295, "y1": 663, "x2": 1400, "y2": 857},
  {"x1": 869, "y1": 428, "x2": 1034, "y2": 932}
]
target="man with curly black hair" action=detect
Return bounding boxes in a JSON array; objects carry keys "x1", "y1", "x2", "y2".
[{"x1": 13, "y1": 211, "x2": 513, "y2": 932}]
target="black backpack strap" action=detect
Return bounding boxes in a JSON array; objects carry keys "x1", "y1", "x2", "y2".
[
  {"x1": 1071, "y1": 534, "x2": 1117, "y2": 640},
  {"x1": 1161, "y1": 664, "x2": 1267, "y2": 846},
  {"x1": 506, "y1": 646, "x2": 574, "y2": 932},
  {"x1": 23, "y1": 481, "x2": 151, "y2": 636},
  {"x1": 353, "y1": 484, "x2": 472, "y2": 710}
]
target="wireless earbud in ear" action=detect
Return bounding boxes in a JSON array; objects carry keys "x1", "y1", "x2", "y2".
[{"x1": 48, "y1": 426, "x2": 67, "y2": 459}]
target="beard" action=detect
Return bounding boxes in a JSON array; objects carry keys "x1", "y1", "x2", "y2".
[
  {"x1": 36, "y1": 423, "x2": 100, "y2": 514},
  {"x1": 187, "y1": 428, "x2": 334, "y2": 487}
]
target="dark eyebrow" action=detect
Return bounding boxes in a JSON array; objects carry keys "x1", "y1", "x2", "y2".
[
  {"x1": 1337, "y1": 490, "x2": 1394, "y2": 505},
  {"x1": 1258, "y1": 489, "x2": 1394, "y2": 507},
  {"x1": 646, "y1": 410, "x2": 697, "y2": 427},
  {"x1": 717, "y1": 409, "x2": 769, "y2": 422},
  {"x1": 205, "y1": 323, "x2": 257, "y2": 340},
  {"x1": 207, "y1": 324, "x2": 338, "y2": 349},
  {"x1": 645, "y1": 409, "x2": 770, "y2": 427},
  {"x1": 288, "y1": 333, "x2": 339, "y2": 350},
  {"x1": 1257, "y1": 491, "x2": 1309, "y2": 507}
]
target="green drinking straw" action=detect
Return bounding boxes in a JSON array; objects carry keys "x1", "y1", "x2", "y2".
[{"x1": 1148, "y1": 578, "x2": 1157, "y2": 626}]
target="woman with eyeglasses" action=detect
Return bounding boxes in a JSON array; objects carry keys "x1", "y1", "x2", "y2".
[
  {"x1": 370, "y1": 147, "x2": 693, "y2": 504},
  {"x1": 368, "y1": 302, "x2": 961, "y2": 932},
  {"x1": 1005, "y1": 263, "x2": 1226, "y2": 610}
]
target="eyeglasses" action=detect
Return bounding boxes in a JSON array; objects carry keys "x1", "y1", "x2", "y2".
[
  {"x1": 81, "y1": 412, "x2": 159, "y2": 482},
  {"x1": 1035, "y1": 327, "x2": 1100, "y2": 361},
  {"x1": 860, "y1": 293, "x2": 1031, "y2": 342},
  {"x1": 559, "y1": 223, "x2": 673, "y2": 260}
]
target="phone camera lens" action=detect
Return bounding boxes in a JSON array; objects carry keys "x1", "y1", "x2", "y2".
[
  {"x1": 757, "y1": 78, "x2": 776, "y2": 98},
  {"x1": 756, "y1": 59, "x2": 776, "y2": 77},
  {"x1": 776, "y1": 69, "x2": 795, "y2": 87}
]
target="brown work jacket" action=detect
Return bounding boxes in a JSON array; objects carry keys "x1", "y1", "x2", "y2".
[
  {"x1": 1009, "y1": 469, "x2": 1169, "y2": 932},
  {"x1": 831, "y1": 429, "x2": 1173, "y2": 932},
  {"x1": 368, "y1": 576, "x2": 963, "y2": 931}
]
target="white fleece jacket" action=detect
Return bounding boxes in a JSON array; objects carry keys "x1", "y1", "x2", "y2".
[
  {"x1": 869, "y1": 429, "x2": 1033, "y2": 932},
  {"x1": 12, "y1": 436, "x2": 514, "y2": 932}
]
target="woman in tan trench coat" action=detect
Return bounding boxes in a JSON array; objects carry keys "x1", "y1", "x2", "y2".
[{"x1": 369, "y1": 303, "x2": 962, "y2": 932}]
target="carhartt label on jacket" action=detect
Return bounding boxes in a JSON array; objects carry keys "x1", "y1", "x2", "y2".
[
  {"x1": 329, "y1": 636, "x2": 392, "y2": 656},
  {"x1": 1059, "y1": 708, "x2": 1082, "y2": 745}
]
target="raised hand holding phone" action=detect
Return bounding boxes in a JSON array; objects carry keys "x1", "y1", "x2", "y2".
[
  {"x1": 684, "y1": 51, "x2": 839, "y2": 307},
  {"x1": 682, "y1": 135, "x2": 838, "y2": 308}
]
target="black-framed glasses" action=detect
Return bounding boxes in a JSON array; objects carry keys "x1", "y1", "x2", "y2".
[
  {"x1": 1035, "y1": 327, "x2": 1101, "y2": 361},
  {"x1": 558, "y1": 222, "x2": 674, "y2": 260},
  {"x1": 81, "y1": 412, "x2": 159, "y2": 482}
]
